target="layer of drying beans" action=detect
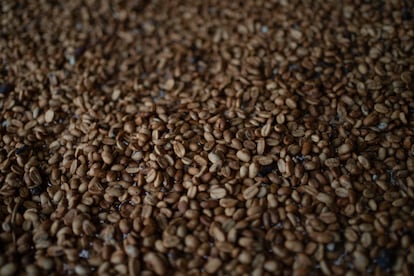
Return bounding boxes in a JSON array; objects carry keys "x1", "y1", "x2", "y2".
[{"x1": 1, "y1": 0, "x2": 414, "y2": 275}]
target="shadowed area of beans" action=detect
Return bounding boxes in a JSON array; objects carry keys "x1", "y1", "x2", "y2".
[{"x1": 1, "y1": 0, "x2": 414, "y2": 275}]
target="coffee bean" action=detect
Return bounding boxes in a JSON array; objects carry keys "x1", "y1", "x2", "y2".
[
  {"x1": 375, "y1": 249, "x2": 395, "y2": 271},
  {"x1": 258, "y1": 162, "x2": 277, "y2": 177},
  {"x1": 15, "y1": 145, "x2": 29, "y2": 155},
  {"x1": 0, "y1": 84, "x2": 13, "y2": 95}
]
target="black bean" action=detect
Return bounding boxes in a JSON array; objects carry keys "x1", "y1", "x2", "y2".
[
  {"x1": 15, "y1": 145, "x2": 29, "y2": 155},
  {"x1": 0, "y1": 83, "x2": 13, "y2": 95},
  {"x1": 258, "y1": 162, "x2": 277, "y2": 177},
  {"x1": 402, "y1": 9, "x2": 412, "y2": 21},
  {"x1": 288, "y1": 63, "x2": 299, "y2": 71},
  {"x1": 374, "y1": 249, "x2": 394, "y2": 271},
  {"x1": 29, "y1": 185, "x2": 43, "y2": 196},
  {"x1": 74, "y1": 46, "x2": 85, "y2": 58},
  {"x1": 295, "y1": 155, "x2": 305, "y2": 162}
]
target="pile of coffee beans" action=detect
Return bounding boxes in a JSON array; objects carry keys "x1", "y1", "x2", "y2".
[{"x1": 1, "y1": 0, "x2": 413, "y2": 275}]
